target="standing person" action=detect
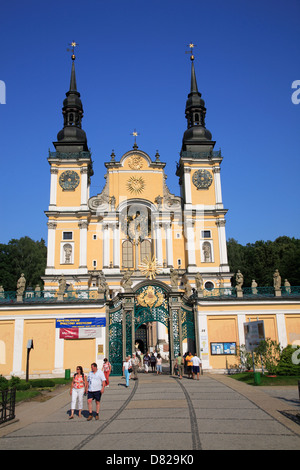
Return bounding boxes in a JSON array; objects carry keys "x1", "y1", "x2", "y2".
[
  {"x1": 123, "y1": 356, "x2": 130, "y2": 387},
  {"x1": 143, "y1": 352, "x2": 150, "y2": 373},
  {"x1": 102, "y1": 358, "x2": 111, "y2": 388},
  {"x1": 191, "y1": 353, "x2": 202, "y2": 380},
  {"x1": 156, "y1": 354, "x2": 163, "y2": 375},
  {"x1": 177, "y1": 353, "x2": 184, "y2": 379},
  {"x1": 86, "y1": 363, "x2": 106, "y2": 421},
  {"x1": 69, "y1": 366, "x2": 87, "y2": 419},
  {"x1": 185, "y1": 351, "x2": 194, "y2": 379},
  {"x1": 131, "y1": 353, "x2": 139, "y2": 380},
  {"x1": 150, "y1": 352, "x2": 156, "y2": 372}
]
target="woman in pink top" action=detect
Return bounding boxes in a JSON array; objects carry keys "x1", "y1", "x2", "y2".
[
  {"x1": 102, "y1": 358, "x2": 112, "y2": 387},
  {"x1": 69, "y1": 366, "x2": 87, "y2": 419}
]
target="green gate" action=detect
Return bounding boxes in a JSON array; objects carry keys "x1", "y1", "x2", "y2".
[{"x1": 108, "y1": 283, "x2": 197, "y2": 375}]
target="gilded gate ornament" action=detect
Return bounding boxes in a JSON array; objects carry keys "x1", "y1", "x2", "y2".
[{"x1": 137, "y1": 285, "x2": 164, "y2": 309}]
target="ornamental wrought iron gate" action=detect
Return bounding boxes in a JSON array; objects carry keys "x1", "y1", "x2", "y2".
[{"x1": 108, "y1": 283, "x2": 196, "y2": 376}]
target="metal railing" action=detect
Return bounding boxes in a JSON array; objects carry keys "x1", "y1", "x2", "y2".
[
  {"x1": 0, "y1": 286, "x2": 299, "y2": 304},
  {"x1": 0, "y1": 388, "x2": 16, "y2": 425}
]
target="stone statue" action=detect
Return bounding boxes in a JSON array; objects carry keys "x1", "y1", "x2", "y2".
[
  {"x1": 235, "y1": 270, "x2": 244, "y2": 291},
  {"x1": 195, "y1": 272, "x2": 203, "y2": 291},
  {"x1": 284, "y1": 279, "x2": 291, "y2": 294},
  {"x1": 58, "y1": 275, "x2": 67, "y2": 295},
  {"x1": 17, "y1": 273, "x2": 26, "y2": 296},
  {"x1": 273, "y1": 269, "x2": 281, "y2": 290},
  {"x1": 121, "y1": 271, "x2": 133, "y2": 290},
  {"x1": 170, "y1": 268, "x2": 179, "y2": 290},
  {"x1": 0, "y1": 285, "x2": 4, "y2": 299},
  {"x1": 251, "y1": 279, "x2": 258, "y2": 295},
  {"x1": 202, "y1": 242, "x2": 212, "y2": 263},
  {"x1": 98, "y1": 271, "x2": 110, "y2": 298},
  {"x1": 182, "y1": 273, "x2": 192, "y2": 297}
]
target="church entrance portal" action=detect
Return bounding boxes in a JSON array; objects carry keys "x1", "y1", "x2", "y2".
[{"x1": 108, "y1": 282, "x2": 197, "y2": 376}]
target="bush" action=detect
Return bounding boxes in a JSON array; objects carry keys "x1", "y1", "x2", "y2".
[
  {"x1": 29, "y1": 379, "x2": 56, "y2": 388},
  {"x1": 255, "y1": 338, "x2": 281, "y2": 375},
  {"x1": 277, "y1": 345, "x2": 300, "y2": 376},
  {"x1": 0, "y1": 375, "x2": 9, "y2": 391}
]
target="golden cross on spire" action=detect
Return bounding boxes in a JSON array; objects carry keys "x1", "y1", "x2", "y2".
[
  {"x1": 185, "y1": 42, "x2": 196, "y2": 61},
  {"x1": 130, "y1": 129, "x2": 140, "y2": 146},
  {"x1": 68, "y1": 41, "x2": 79, "y2": 61}
]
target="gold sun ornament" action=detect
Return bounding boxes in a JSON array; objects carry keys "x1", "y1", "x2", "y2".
[
  {"x1": 138, "y1": 255, "x2": 163, "y2": 280},
  {"x1": 127, "y1": 176, "x2": 145, "y2": 194}
]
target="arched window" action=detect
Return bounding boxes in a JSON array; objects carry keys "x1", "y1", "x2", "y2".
[
  {"x1": 122, "y1": 240, "x2": 134, "y2": 269},
  {"x1": 140, "y1": 239, "x2": 151, "y2": 261}
]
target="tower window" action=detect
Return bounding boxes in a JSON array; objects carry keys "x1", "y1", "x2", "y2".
[
  {"x1": 63, "y1": 232, "x2": 73, "y2": 240},
  {"x1": 201, "y1": 230, "x2": 211, "y2": 238}
]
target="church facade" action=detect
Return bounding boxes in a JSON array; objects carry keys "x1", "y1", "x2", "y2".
[{"x1": 0, "y1": 51, "x2": 299, "y2": 378}]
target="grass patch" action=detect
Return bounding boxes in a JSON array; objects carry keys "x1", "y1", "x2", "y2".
[
  {"x1": 229, "y1": 372, "x2": 300, "y2": 386},
  {"x1": 15, "y1": 378, "x2": 71, "y2": 403}
]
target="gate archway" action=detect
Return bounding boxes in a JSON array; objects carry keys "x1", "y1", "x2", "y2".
[{"x1": 108, "y1": 281, "x2": 197, "y2": 376}]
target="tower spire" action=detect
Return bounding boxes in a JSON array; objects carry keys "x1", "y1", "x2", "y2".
[
  {"x1": 181, "y1": 45, "x2": 213, "y2": 153},
  {"x1": 54, "y1": 42, "x2": 88, "y2": 152}
]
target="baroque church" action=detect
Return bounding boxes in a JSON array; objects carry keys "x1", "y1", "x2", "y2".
[{"x1": 0, "y1": 47, "x2": 299, "y2": 378}]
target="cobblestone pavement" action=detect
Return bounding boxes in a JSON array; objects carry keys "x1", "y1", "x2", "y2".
[{"x1": 0, "y1": 373, "x2": 299, "y2": 451}]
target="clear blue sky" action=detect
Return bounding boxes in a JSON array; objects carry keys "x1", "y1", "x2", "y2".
[{"x1": 0, "y1": 0, "x2": 299, "y2": 246}]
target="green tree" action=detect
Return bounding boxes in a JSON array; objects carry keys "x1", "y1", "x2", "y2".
[{"x1": 0, "y1": 237, "x2": 47, "y2": 291}]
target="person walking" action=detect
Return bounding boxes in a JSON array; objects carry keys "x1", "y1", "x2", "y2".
[
  {"x1": 156, "y1": 354, "x2": 163, "y2": 375},
  {"x1": 123, "y1": 356, "x2": 130, "y2": 387},
  {"x1": 102, "y1": 358, "x2": 111, "y2": 388},
  {"x1": 191, "y1": 353, "x2": 202, "y2": 380},
  {"x1": 69, "y1": 366, "x2": 87, "y2": 419},
  {"x1": 86, "y1": 362, "x2": 106, "y2": 421},
  {"x1": 185, "y1": 351, "x2": 194, "y2": 379},
  {"x1": 176, "y1": 353, "x2": 184, "y2": 379}
]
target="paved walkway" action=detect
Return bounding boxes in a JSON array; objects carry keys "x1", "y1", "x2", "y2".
[{"x1": 0, "y1": 373, "x2": 299, "y2": 451}]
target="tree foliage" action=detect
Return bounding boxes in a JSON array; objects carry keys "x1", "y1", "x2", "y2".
[
  {"x1": 0, "y1": 237, "x2": 47, "y2": 291},
  {"x1": 227, "y1": 236, "x2": 300, "y2": 286}
]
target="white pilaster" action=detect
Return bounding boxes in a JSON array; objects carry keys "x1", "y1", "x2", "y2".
[
  {"x1": 49, "y1": 168, "x2": 58, "y2": 208},
  {"x1": 103, "y1": 224, "x2": 110, "y2": 268},
  {"x1": 113, "y1": 223, "x2": 120, "y2": 268},
  {"x1": 213, "y1": 167, "x2": 223, "y2": 209},
  {"x1": 53, "y1": 327, "x2": 64, "y2": 375},
  {"x1": 185, "y1": 219, "x2": 196, "y2": 270},
  {"x1": 12, "y1": 318, "x2": 24, "y2": 376},
  {"x1": 276, "y1": 313, "x2": 288, "y2": 349},
  {"x1": 78, "y1": 221, "x2": 88, "y2": 268},
  {"x1": 80, "y1": 167, "x2": 88, "y2": 208},
  {"x1": 155, "y1": 223, "x2": 163, "y2": 265},
  {"x1": 184, "y1": 167, "x2": 192, "y2": 205},
  {"x1": 165, "y1": 222, "x2": 173, "y2": 267},
  {"x1": 46, "y1": 222, "x2": 57, "y2": 268},
  {"x1": 216, "y1": 219, "x2": 229, "y2": 272},
  {"x1": 198, "y1": 313, "x2": 211, "y2": 370},
  {"x1": 237, "y1": 314, "x2": 247, "y2": 346}
]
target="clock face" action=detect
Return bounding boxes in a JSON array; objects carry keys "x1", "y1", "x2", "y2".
[
  {"x1": 59, "y1": 170, "x2": 80, "y2": 190},
  {"x1": 192, "y1": 170, "x2": 213, "y2": 189}
]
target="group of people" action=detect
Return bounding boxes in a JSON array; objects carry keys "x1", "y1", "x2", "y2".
[
  {"x1": 173, "y1": 352, "x2": 202, "y2": 380},
  {"x1": 69, "y1": 351, "x2": 202, "y2": 419},
  {"x1": 69, "y1": 358, "x2": 111, "y2": 420},
  {"x1": 122, "y1": 352, "x2": 163, "y2": 387}
]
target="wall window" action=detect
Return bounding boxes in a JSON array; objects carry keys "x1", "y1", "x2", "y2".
[
  {"x1": 140, "y1": 239, "x2": 151, "y2": 261},
  {"x1": 122, "y1": 240, "x2": 134, "y2": 269},
  {"x1": 93, "y1": 260, "x2": 97, "y2": 268}
]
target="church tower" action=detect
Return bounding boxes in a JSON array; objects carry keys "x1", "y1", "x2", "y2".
[
  {"x1": 44, "y1": 48, "x2": 93, "y2": 290},
  {"x1": 176, "y1": 47, "x2": 230, "y2": 287}
]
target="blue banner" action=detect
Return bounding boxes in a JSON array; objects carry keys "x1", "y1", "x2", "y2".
[{"x1": 56, "y1": 317, "x2": 106, "y2": 328}]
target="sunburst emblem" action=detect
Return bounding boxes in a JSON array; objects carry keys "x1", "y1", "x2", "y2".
[
  {"x1": 127, "y1": 176, "x2": 145, "y2": 194},
  {"x1": 139, "y1": 255, "x2": 163, "y2": 280}
]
